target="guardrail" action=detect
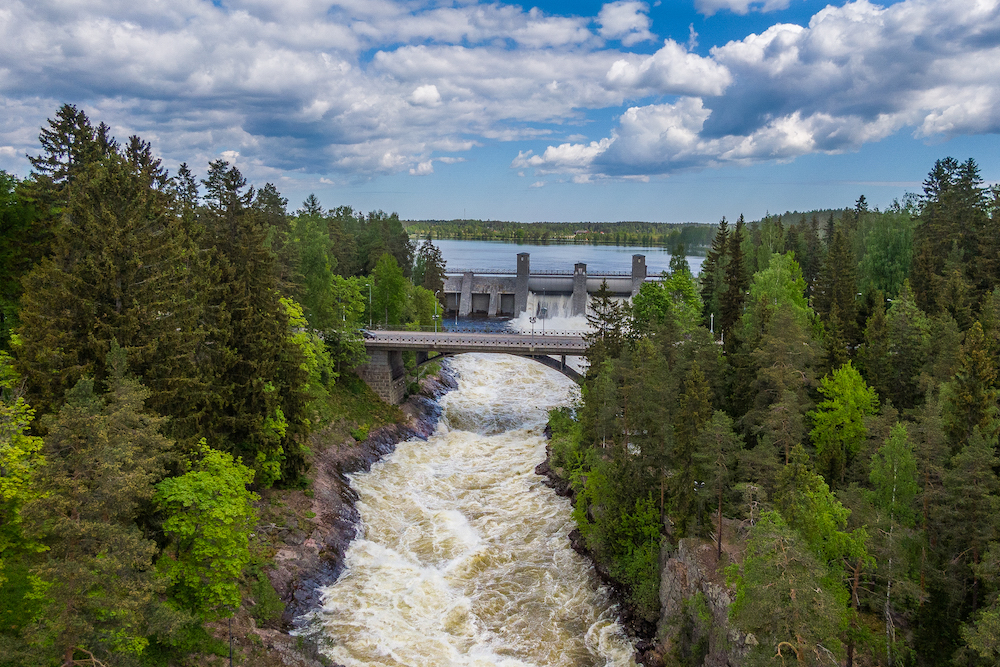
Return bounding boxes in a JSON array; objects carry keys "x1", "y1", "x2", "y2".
[{"x1": 444, "y1": 269, "x2": 634, "y2": 276}]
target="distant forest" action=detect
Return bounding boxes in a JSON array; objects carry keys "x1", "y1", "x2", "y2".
[
  {"x1": 404, "y1": 211, "x2": 854, "y2": 252},
  {"x1": 405, "y1": 218, "x2": 722, "y2": 250}
]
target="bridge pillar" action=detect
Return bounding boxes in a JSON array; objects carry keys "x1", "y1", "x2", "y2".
[
  {"x1": 515, "y1": 253, "x2": 530, "y2": 314},
  {"x1": 356, "y1": 349, "x2": 406, "y2": 404},
  {"x1": 459, "y1": 271, "x2": 474, "y2": 317},
  {"x1": 631, "y1": 254, "x2": 646, "y2": 296},
  {"x1": 572, "y1": 263, "x2": 587, "y2": 316}
]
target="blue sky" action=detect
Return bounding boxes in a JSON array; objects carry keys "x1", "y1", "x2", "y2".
[{"x1": 2, "y1": 0, "x2": 999, "y2": 222}]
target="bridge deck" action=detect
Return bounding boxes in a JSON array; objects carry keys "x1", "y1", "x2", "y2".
[{"x1": 364, "y1": 330, "x2": 588, "y2": 355}]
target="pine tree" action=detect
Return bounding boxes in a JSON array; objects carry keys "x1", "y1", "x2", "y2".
[
  {"x1": 730, "y1": 511, "x2": 847, "y2": 666},
  {"x1": 670, "y1": 361, "x2": 712, "y2": 536}
]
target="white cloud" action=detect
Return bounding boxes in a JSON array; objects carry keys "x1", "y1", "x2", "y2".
[
  {"x1": 695, "y1": 0, "x2": 792, "y2": 17},
  {"x1": 606, "y1": 39, "x2": 732, "y2": 96},
  {"x1": 410, "y1": 160, "x2": 434, "y2": 175},
  {"x1": 523, "y1": 0, "x2": 1000, "y2": 178},
  {"x1": 529, "y1": 180, "x2": 546, "y2": 188},
  {"x1": 411, "y1": 84, "x2": 442, "y2": 106},
  {"x1": 1, "y1": 0, "x2": 999, "y2": 186},
  {"x1": 597, "y1": 1, "x2": 655, "y2": 46}
]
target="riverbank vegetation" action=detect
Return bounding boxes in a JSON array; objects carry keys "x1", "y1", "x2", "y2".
[
  {"x1": 555, "y1": 163, "x2": 1000, "y2": 665},
  {"x1": 0, "y1": 104, "x2": 445, "y2": 665}
]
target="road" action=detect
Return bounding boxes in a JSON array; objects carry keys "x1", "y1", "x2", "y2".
[{"x1": 363, "y1": 330, "x2": 588, "y2": 356}]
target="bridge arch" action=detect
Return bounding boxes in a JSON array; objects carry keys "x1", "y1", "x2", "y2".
[{"x1": 414, "y1": 351, "x2": 583, "y2": 383}]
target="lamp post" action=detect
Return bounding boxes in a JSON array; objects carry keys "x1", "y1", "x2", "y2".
[
  {"x1": 434, "y1": 290, "x2": 440, "y2": 333},
  {"x1": 364, "y1": 282, "x2": 372, "y2": 328}
]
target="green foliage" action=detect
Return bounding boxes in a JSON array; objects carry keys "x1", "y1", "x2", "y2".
[
  {"x1": 0, "y1": 352, "x2": 43, "y2": 582},
  {"x1": 942, "y1": 322, "x2": 999, "y2": 448},
  {"x1": 155, "y1": 440, "x2": 258, "y2": 620},
  {"x1": 21, "y1": 348, "x2": 180, "y2": 664},
  {"x1": 729, "y1": 512, "x2": 847, "y2": 667},
  {"x1": 741, "y1": 251, "x2": 815, "y2": 341},
  {"x1": 809, "y1": 362, "x2": 880, "y2": 487},
  {"x1": 371, "y1": 253, "x2": 407, "y2": 327},
  {"x1": 774, "y1": 445, "x2": 868, "y2": 566},
  {"x1": 857, "y1": 208, "x2": 915, "y2": 299},
  {"x1": 547, "y1": 406, "x2": 584, "y2": 472}
]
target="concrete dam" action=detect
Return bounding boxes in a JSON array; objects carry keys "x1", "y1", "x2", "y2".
[{"x1": 443, "y1": 252, "x2": 650, "y2": 317}]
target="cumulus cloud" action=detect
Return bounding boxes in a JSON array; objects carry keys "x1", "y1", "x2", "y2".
[
  {"x1": 695, "y1": 0, "x2": 793, "y2": 17},
  {"x1": 597, "y1": 1, "x2": 656, "y2": 46},
  {"x1": 605, "y1": 39, "x2": 732, "y2": 96},
  {"x1": 521, "y1": 0, "x2": 1000, "y2": 178},
  {"x1": 1, "y1": 0, "x2": 999, "y2": 186}
]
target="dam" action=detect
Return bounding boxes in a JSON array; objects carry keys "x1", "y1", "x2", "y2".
[{"x1": 443, "y1": 252, "x2": 649, "y2": 318}]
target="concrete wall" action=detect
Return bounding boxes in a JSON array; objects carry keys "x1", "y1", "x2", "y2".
[{"x1": 441, "y1": 252, "x2": 649, "y2": 317}]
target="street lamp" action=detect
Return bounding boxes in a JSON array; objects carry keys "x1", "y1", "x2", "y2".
[
  {"x1": 363, "y1": 282, "x2": 372, "y2": 328},
  {"x1": 434, "y1": 290, "x2": 440, "y2": 333}
]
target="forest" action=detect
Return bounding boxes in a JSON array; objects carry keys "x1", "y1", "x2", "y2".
[
  {"x1": 0, "y1": 105, "x2": 448, "y2": 665},
  {"x1": 551, "y1": 161, "x2": 1000, "y2": 665},
  {"x1": 404, "y1": 218, "x2": 718, "y2": 249}
]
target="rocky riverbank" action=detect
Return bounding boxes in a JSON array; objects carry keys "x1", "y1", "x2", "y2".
[
  {"x1": 273, "y1": 366, "x2": 458, "y2": 626},
  {"x1": 534, "y1": 440, "x2": 663, "y2": 667},
  {"x1": 198, "y1": 364, "x2": 458, "y2": 667}
]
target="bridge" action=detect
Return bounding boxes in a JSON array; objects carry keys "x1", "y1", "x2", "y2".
[{"x1": 357, "y1": 330, "x2": 588, "y2": 403}]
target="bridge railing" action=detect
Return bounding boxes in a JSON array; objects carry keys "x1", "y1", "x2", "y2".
[
  {"x1": 366, "y1": 324, "x2": 590, "y2": 336},
  {"x1": 444, "y1": 268, "x2": 634, "y2": 276}
]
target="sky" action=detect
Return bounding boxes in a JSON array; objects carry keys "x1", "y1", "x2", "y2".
[{"x1": 2, "y1": 0, "x2": 1000, "y2": 223}]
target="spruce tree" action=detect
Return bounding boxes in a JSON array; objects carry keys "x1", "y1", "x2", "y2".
[
  {"x1": 942, "y1": 322, "x2": 999, "y2": 448},
  {"x1": 199, "y1": 160, "x2": 308, "y2": 485},
  {"x1": 720, "y1": 214, "x2": 749, "y2": 347},
  {"x1": 858, "y1": 297, "x2": 891, "y2": 402},
  {"x1": 17, "y1": 147, "x2": 207, "y2": 426},
  {"x1": 884, "y1": 281, "x2": 931, "y2": 410},
  {"x1": 699, "y1": 217, "x2": 728, "y2": 333},
  {"x1": 670, "y1": 360, "x2": 712, "y2": 536},
  {"x1": 22, "y1": 347, "x2": 179, "y2": 664}
]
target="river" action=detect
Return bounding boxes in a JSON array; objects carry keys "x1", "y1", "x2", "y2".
[{"x1": 305, "y1": 354, "x2": 637, "y2": 667}]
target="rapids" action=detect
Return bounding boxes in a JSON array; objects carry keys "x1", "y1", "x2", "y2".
[{"x1": 304, "y1": 353, "x2": 636, "y2": 667}]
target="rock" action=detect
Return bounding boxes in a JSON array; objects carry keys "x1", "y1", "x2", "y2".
[{"x1": 657, "y1": 534, "x2": 750, "y2": 667}]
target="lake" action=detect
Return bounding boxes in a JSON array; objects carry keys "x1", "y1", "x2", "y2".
[{"x1": 428, "y1": 239, "x2": 704, "y2": 276}]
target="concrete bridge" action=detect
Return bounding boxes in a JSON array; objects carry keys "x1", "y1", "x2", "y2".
[
  {"x1": 356, "y1": 330, "x2": 587, "y2": 403},
  {"x1": 443, "y1": 252, "x2": 649, "y2": 318}
]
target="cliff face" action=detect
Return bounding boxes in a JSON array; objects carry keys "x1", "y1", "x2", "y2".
[{"x1": 657, "y1": 531, "x2": 753, "y2": 667}]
